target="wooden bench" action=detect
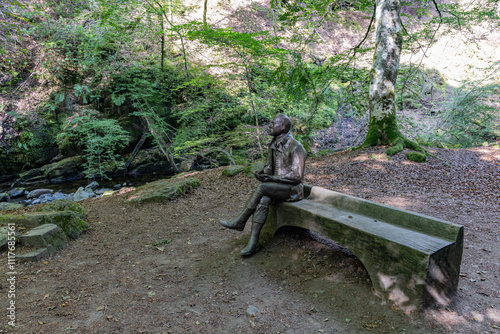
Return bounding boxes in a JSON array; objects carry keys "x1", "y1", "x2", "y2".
[{"x1": 264, "y1": 185, "x2": 464, "y2": 311}]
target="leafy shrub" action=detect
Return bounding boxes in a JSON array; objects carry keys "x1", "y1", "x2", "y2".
[
  {"x1": 417, "y1": 74, "x2": 500, "y2": 147},
  {"x1": 2, "y1": 109, "x2": 58, "y2": 170},
  {"x1": 57, "y1": 110, "x2": 130, "y2": 179}
]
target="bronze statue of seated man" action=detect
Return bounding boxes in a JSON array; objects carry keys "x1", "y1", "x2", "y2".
[{"x1": 220, "y1": 114, "x2": 306, "y2": 256}]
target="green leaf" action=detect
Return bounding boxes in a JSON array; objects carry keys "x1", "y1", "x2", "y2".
[{"x1": 111, "y1": 94, "x2": 126, "y2": 106}]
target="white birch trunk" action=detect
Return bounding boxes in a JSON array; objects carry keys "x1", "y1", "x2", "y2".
[{"x1": 364, "y1": 0, "x2": 403, "y2": 145}]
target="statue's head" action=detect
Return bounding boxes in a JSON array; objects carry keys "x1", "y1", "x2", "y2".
[{"x1": 269, "y1": 114, "x2": 291, "y2": 137}]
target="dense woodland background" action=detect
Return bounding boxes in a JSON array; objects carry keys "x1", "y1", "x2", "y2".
[{"x1": 0, "y1": 0, "x2": 499, "y2": 181}]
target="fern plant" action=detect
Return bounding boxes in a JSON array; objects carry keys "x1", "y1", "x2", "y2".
[{"x1": 57, "y1": 110, "x2": 130, "y2": 179}]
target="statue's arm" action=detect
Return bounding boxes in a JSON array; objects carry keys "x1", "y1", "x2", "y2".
[
  {"x1": 262, "y1": 149, "x2": 273, "y2": 175},
  {"x1": 261, "y1": 144, "x2": 305, "y2": 184}
]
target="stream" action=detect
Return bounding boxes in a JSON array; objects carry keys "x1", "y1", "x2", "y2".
[{"x1": 1, "y1": 171, "x2": 175, "y2": 206}]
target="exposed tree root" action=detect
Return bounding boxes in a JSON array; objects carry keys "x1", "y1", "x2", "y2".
[{"x1": 359, "y1": 133, "x2": 428, "y2": 163}]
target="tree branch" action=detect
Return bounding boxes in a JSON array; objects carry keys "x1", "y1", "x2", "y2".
[
  {"x1": 432, "y1": 0, "x2": 443, "y2": 23},
  {"x1": 354, "y1": 3, "x2": 376, "y2": 51}
]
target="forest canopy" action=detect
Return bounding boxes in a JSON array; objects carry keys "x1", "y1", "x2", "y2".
[{"x1": 0, "y1": 0, "x2": 499, "y2": 178}]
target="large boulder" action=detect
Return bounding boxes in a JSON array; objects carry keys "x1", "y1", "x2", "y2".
[
  {"x1": 73, "y1": 187, "x2": 95, "y2": 201},
  {"x1": 27, "y1": 189, "x2": 53, "y2": 199},
  {"x1": 128, "y1": 178, "x2": 200, "y2": 204},
  {"x1": 222, "y1": 165, "x2": 245, "y2": 177},
  {"x1": 40, "y1": 156, "x2": 84, "y2": 182},
  {"x1": 19, "y1": 224, "x2": 68, "y2": 255},
  {"x1": 8, "y1": 187, "x2": 26, "y2": 198},
  {"x1": 19, "y1": 168, "x2": 42, "y2": 181},
  {"x1": 245, "y1": 161, "x2": 265, "y2": 178},
  {"x1": 0, "y1": 201, "x2": 87, "y2": 239}
]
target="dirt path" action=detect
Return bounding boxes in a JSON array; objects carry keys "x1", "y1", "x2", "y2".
[{"x1": 1, "y1": 146, "x2": 499, "y2": 333}]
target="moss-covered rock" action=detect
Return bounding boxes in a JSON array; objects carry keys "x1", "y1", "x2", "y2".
[
  {"x1": 245, "y1": 161, "x2": 265, "y2": 178},
  {"x1": 40, "y1": 156, "x2": 85, "y2": 181},
  {"x1": 0, "y1": 192, "x2": 10, "y2": 202},
  {"x1": 37, "y1": 200, "x2": 85, "y2": 219},
  {"x1": 0, "y1": 211, "x2": 88, "y2": 239},
  {"x1": 0, "y1": 213, "x2": 44, "y2": 229},
  {"x1": 47, "y1": 211, "x2": 88, "y2": 239},
  {"x1": 19, "y1": 223, "x2": 68, "y2": 254},
  {"x1": 19, "y1": 168, "x2": 42, "y2": 181},
  {"x1": 128, "y1": 178, "x2": 201, "y2": 204},
  {"x1": 222, "y1": 165, "x2": 245, "y2": 177},
  {"x1": 0, "y1": 202, "x2": 24, "y2": 211},
  {"x1": 406, "y1": 151, "x2": 427, "y2": 163}
]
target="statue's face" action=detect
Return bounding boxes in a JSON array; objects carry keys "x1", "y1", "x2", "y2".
[{"x1": 269, "y1": 117, "x2": 285, "y2": 136}]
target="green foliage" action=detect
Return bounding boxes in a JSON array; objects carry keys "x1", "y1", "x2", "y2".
[
  {"x1": 3, "y1": 108, "x2": 57, "y2": 169},
  {"x1": 57, "y1": 110, "x2": 130, "y2": 179},
  {"x1": 417, "y1": 69, "x2": 500, "y2": 148},
  {"x1": 396, "y1": 65, "x2": 445, "y2": 111},
  {"x1": 271, "y1": 0, "x2": 372, "y2": 36},
  {"x1": 3, "y1": 0, "x2": 499, "y2": 176},
  {"x1": 187, "y1": 24, "x2": 280, "y2": 57},
  {"x1": 171, "y1": 89, "x2": 248, "y2": 146},
  {"x1": 152, "y1": 238, "x2": 171, "y2": 247},
  {"x1": 110, "y1": 66, "x2": 184, "y2": 110},
  {"x1": 73, "y1": 84, "x2": 91, "y2": 104}
]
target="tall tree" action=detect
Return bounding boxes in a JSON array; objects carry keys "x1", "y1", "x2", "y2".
[
  {"x1": 362, "y1": 0, "x2": 419, "y2": 155},
  {"x1": 365, "y1": 0, "x2": 402, "y2": 145},
  {"x1": 362, "y1": 0, "x2": 499, "y2": 156}
]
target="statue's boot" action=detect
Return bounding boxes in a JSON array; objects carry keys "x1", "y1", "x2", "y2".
[
  {"x1": 240, "y1": 204, "x2": 267, "y2": 256},
  {"x1": 219, "y1": 208, "x2": 254, "y2": 231},
  {"x1": 219, "y1": 191, "x2": 261, "y2": 231}
]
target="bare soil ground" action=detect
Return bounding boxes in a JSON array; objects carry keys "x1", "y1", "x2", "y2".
[{"x1": 1, "y1": 146, "x2": 500, "y2": 334}]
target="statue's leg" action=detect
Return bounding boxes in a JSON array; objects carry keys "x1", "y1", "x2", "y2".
[
  {"x1": 219, "y1": 188, "x2": 263, "y2": 231},
  {"x1": 240, "y1": 196, "x2": 271, "y2": 256}
]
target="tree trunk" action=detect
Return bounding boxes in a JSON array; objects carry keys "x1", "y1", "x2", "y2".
[
  {"x1": 203, "y1": 0, "x2": 208, "y2": 28},
  {"x1": 160, "y1": 14, "x2": 165, "y2": 71},
  {"x1": 142, "y1": 115, "x2": 180, "y2": 174},
  {"x1": 363, "y1": 0, "x2": 404, "y2": 147},
  {"x1": 125, "y1": 132, "x2": 148, "y2": 169}
]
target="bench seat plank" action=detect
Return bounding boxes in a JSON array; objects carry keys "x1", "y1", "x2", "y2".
[{"x1": 291, "y1": 199, "x2": 453, "y2": 254}]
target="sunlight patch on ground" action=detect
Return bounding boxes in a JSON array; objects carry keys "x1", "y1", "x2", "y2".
[
  {"x1": 426, "y1": 309, "x2": 467, "y2": 327},
  {"x1": 352, "y1": 154, "x2": 391, "y2": 170},
  {"x1": 369, "y1": 163, "x2": 385, "y2": 171},
  {"x1": 471, "y1": 311, "x2": 485, "y2": 322},
  {"x1": 352, "y1": 154, "x2": 369, "y2": 161},
  {"x1": 427, "y1": 306, "x2": 500, "y2": 331},
  {"x1": 471, "y1": 147, "x2": 500, "y2": 163},
  {"x1": 376, "y1": 196, "x2": 418, "y2": 211},
  {"x1": 487, "y1": 307, "x2": 500, "y2": 322}
]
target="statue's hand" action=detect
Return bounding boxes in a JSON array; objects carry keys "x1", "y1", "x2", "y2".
[{"x1": 254, "y1": 171, "x2": 271, "y2": 182}]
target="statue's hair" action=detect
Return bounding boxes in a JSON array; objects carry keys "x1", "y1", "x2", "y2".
[{"x1": 275, "y1": 114, "x2": 291, "y2": 133}]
